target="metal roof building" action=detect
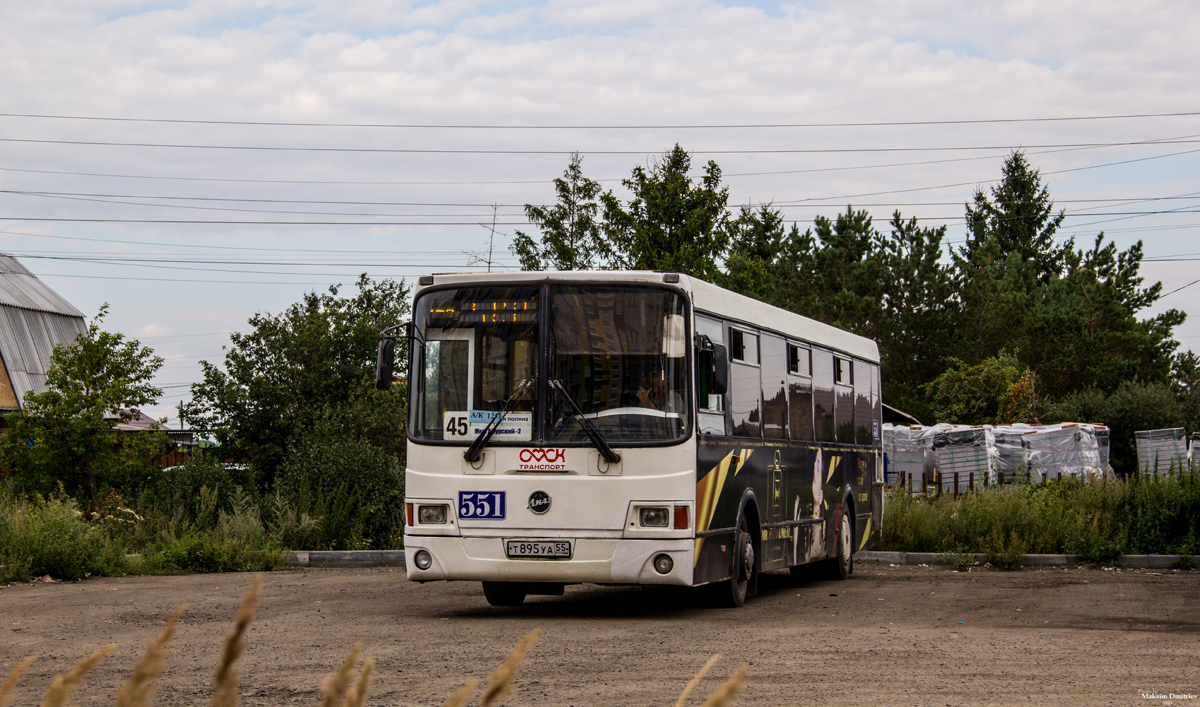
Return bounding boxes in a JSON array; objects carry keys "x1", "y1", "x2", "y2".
[{"x1": 0, "y1": 254, "x2": 87, "y2": 410}]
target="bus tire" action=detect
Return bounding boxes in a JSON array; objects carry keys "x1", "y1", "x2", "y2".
[
  {"x1": 715, "y1": 515, "x2": 755, "y2": 607},
  {"x1": 822, "y1": 507, "x2": 853, "y2": 581},
  {"x1": 482, "y1": 581, "x2": 527, "y2": 606}
]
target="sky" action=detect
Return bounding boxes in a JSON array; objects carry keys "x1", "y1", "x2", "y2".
[{"x1": 2, "y1": 0, "x2": 1199, "y2": 424}]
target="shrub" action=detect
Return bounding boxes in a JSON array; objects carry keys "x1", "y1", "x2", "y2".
[
  {"x1": 881, "y1": 469, "x2": 1200, "y2": 562},
  {"x1": 0, "y1": 485, "x2": 127, "y2": 582}
]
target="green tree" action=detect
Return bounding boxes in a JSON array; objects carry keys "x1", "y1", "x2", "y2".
[
  {"x1": 184, "y1": 275, "x2": 411, "y2": 490},
  {"x1": 0, "y1": 305, "x2": 167, "y2": 500},
  {"x1": 876, "y1": 212, "x2": 955, "y2": 420},
  {"x1": 923, "y1": 353, "x2": 1038, "y2": 425},
  {"x1": 511, "y1": 152, "x2": 607, "y2": 271},
  {"x1": 600, "y1": 144, "x2": 730, "y2": 278}
]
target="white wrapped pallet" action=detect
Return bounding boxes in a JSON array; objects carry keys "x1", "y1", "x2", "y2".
[
  {"x1": 884, "y1": 424, "x2": 933, "y2": 493},
  {"x1": 993, "y1": 425, "x2": 1034, "y2": 484},
  {"x1": 1136, "y1": 428, "x2": 1187, "y2": 475},
  {"x1": 1094, "y1": 425, "x2": 1113, "y2": 475},
  {"x1": 1189, "y1": 432, "x2": 1200, "y2": 466},
  {"x1": 1025, "y1": 423, "x2": 1102, "y2": 482},
  {"x1": 931, "y1": 425, "x2": 997, "y2": 494}
]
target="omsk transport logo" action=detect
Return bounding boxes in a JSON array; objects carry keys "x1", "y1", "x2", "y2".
[{"x1": 518, "y1": 448, "x2": 567, "y2": 470}]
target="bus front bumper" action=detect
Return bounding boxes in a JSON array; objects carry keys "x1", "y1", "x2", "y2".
[{"x1": 404, "y1": 536, "x2": 694, "y2": 586}]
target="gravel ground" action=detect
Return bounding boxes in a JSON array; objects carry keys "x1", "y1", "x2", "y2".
[{"x1": 2, "y1": 563, "x2": 1198, "y2": 706}]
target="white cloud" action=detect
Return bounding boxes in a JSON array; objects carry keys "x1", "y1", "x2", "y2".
[{"x1": 1, "y1": 0, "x2": 1197, "y2": 398}]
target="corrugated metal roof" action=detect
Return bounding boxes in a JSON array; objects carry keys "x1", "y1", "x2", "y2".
[
  {"x1": 0, "y1": 254, "x2": 86, "y2": 317},
  {"x1": 0, "y1": 306, "x2": 87, "y2": 407},
  {"x1": 0, "y1": 255, "x2": 87, "y2": 408}
]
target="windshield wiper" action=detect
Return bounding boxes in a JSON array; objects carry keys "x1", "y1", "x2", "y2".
[
  {"x1": 549, "y1": 379, "x2": 621, "y2": 464},
  {"x1": 464, "y1": 377, "x2": 534, "y2": 463}
]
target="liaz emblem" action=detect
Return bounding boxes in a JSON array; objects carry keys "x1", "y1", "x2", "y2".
[{"x1": 527, "y1": 490, "x2": 551, "y2": 515}]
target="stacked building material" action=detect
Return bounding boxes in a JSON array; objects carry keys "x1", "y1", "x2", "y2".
[
  {"x1": 1094, "y1": 426, "x2": 1113, "y2": 475},
  {"x1": 930, "y1": 426, "x2": 997, "y2": 494},
  {"x1": 1024, "y1": 423, "x2": 1103, "y2": 482},
  {"x1": 1190, "y1": 432, "x2": 1200, "y2": 466},
  {"x1": 882, "y1": 424, "x2": 933, "y2": 492},
  {"x1": 1136, "y1": 428, "x2": 1188, "y2": 475},
  {"x1": 992, "y1": 425, "x2": 1034, "y2": 484}
]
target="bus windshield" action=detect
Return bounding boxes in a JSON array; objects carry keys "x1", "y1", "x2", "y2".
[
  {"x1": 548, "y1": 287, "x2": 688, "y2": 443},
  {"x1": 410, "y1": 284, "x2": 689, "y2": 445}
]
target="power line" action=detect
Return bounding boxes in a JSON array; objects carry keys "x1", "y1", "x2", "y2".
[
  {"x1": 8, "y1": 188, "x2": 1200, "y2": 209},
  {"x1": 5, "y1": 136, "x2": 1200, "y2": 155},
  {"x1": 3, "y1": 109, "x2": 1199, "y2": 129}
]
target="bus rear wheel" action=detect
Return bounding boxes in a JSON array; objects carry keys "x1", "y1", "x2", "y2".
[
  {"x1": 482, "y1": 581, "x2": 527, "y2": 606},
  {"x1": 821, "y1": 508, "x2": 853, "y2": 581}
]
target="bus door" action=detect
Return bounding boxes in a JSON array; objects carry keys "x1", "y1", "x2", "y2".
[{"x1": 767, "y1": 450, "x2": 785, "y2": 567}]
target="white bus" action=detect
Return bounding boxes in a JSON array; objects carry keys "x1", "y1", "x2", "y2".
[{"x1": 377, "y1": 271, "x2": 883, "y2": 607}]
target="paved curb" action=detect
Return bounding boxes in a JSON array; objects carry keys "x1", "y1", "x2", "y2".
[
  {"x1": 287, "y1": 550, "x2": 405, "y2": 568},
  {"x1": 854, "y1": 550, "x2": 1199, "y2": 568}
]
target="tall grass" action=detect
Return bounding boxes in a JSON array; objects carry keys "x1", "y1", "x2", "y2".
[
  {"x1": 0, "y1": 577, "x2": 749, "y2": 707},
  {"x1": 0, "y1": 486, "x2": 127, "y2": 583},
  {"x1": 881, "y1": 467, "x2": 1200, "y2": 565}
]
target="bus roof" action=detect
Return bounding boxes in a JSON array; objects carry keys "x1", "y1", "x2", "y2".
[{"x1": 415, "y1": 271, "x2": 880, "y2": 364}]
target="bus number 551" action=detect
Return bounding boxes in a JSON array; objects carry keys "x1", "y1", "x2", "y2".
[{"x1": 458, "y1": 491, "x2": 506, "y2": 520}]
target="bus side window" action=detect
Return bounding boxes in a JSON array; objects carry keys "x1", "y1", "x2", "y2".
[
  {"x1": 761, "y1": 334, "x2": 787, "y2": 440},
  {"x1": 695, "y1": 314, "x2": 727, "y2": 435},
  {"x1": 812, "y1": 349, "x2": 836, "y2": 442},
  {"x1": 729, "y1": 326, "x2": 761, "y2": 438},
  {"x1": 854, "y1": 360, "x2": 873, "y2": 445},
  {"x1": 788, "y1": 343, "x2": 814, "y2": 441},
  {"x1": 834, "y1": 356, "x2": 855, "y2": 443},
  {"x1": 871, "y1": 363, "x2": 882, "y2": 444}
]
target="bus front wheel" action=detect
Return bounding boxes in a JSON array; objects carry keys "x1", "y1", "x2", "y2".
[
  {"x1": 482, "y1": 581, "x2": 527, "y2": 606},
  {"x1": 715, "y1": 516, "x2": 755, "y2": 608}
]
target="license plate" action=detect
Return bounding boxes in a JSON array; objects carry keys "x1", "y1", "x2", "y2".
[
  {"x1": 505, "y1": 540, "x2": 572, "y2": 559},
  {"x1": 458, "y1": 491, "x2": 506, "y2": 520}
]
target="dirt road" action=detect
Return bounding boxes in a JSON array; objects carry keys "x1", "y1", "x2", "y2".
[{"x1": 2, "y1": 564, "x2": 1198, "y2": 706}]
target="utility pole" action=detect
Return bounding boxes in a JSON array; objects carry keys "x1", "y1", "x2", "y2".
[{"x1": 465, "y1": 204, "x2": 502, "y2": 272}]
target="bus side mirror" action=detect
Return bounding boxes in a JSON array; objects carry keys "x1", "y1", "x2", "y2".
[
  {"x1": 375, "y1": 322, "x2": 411, "y2": 391},
  {"x1": 711, "y1": 344, "x2": 728, "y2": 395},
  {"x1": 375, "y1": 338, "x2": 395, "y2": 390}
]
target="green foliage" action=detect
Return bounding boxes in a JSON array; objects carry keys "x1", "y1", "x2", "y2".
[
  {"x1": 601, "y1": 144, "x2": 731, "y2": 279},
  {"x1": 923, "y1": 353, "x2": 1037, "y2": 425},
  {"x1": 881, "y1": 470, "x2": 1200, "y2": 563},
  {"x1": 184, "y1": 275, "x2": 410, "y2": 490},
  {"x1": 0, "y1": 485, "x2": 128, "y2": 582},
  {"x1": 138, "y1": 485, "x2": 284, "y2": 574},
  {"x1": 0, "y1": 305, "x2": 168, "y2": 501},
  {"x1": 276, "y1": 389, "x2": 405, "y2": 549},
  {"x1": 511, "y1": 152, "x2": 606, "y2": 271}
]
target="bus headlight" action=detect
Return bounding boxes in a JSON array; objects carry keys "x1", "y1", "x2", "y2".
[
  {"x1": 639, "y1": 507, "x2": 670, "y2": 527},
  {"x1": 413, "y1": 550, "x2": 433, "y2": 570},
  {"x1": 418, "y1": 505, "x2": 448, "y2": 524},
  {"x1": 653, "y1": 554, "x2": 674, "y2": 574}
]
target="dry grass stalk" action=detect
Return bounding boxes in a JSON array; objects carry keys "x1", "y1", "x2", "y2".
[
  {"x1": 115, "y1": 603, "x2": 188, "y2": 707},
  {"x1": 318, "y1": 643, "x2": 362, "y2": 707},
  {"x1": 39, "y1": 643, "x2": 117, "y2": 707},
  {"x1": 673, "y1": 654, "x2": 721, "y2": 707},
  {"x1": 440, "y1": 680, "x2": 478, "y2": 707},
  {"x1": 480, "y1": 628, "x2": 541, "y2": 706},
  {"x1": 1, "y1": 656, "x2": 38, "y2": 707},
  {"x1": 697, "y1": 666, "x2": 749, "y2": 707},
  {"x1": 211, "y1": 575, "x2": 263, "y2": 707},
  {"x1": 343, "y1": 658, "x2": 374, "y2": 707}
]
